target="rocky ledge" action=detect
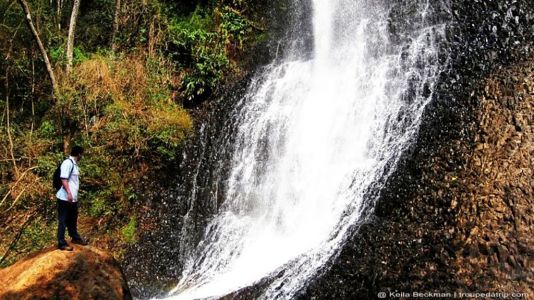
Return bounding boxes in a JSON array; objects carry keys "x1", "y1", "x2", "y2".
[{"x1": 0, "y1": 245, "x2": 132, "y2": 300}]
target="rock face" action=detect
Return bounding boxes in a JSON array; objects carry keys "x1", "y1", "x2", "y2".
[
  {"x1": 453, "y1": 57, "x2": 533, "y2": 295},
  {"x1": 302, "y1": 61, "x2": 533, "y2": 299},
  {"x1": 302, "y1": 0, "x2": 533, "y2": 298},
  {"x1": 0, "y1": 245, "x2": 132, "y2": 300},
  {"x1": 302, "y1": 44, "x2": 534, "y2": 300}
]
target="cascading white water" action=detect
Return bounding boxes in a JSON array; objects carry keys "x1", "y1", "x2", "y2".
[{"x1": 166, "y1": 0, "x2": 449, "y2": 299}]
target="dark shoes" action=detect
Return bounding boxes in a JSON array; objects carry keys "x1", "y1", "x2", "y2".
[
  {"x1": 71, "y1": 238, "x2": 89, "y2": 246},
  {"x1": 58, "y1": 244, "x2": 73, "y2": 251},
  {"x1": 58, "y1": 238, "x2": 88, "y2": 250}
]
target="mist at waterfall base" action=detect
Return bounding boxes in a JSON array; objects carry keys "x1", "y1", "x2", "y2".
[{"x1": 164, "y1": 1, "x2": 449, "y2": 299}]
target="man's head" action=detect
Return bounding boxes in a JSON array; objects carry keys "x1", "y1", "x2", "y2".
[{"x1": 70, "y1": 146, "x2": 84, "y2": 161}]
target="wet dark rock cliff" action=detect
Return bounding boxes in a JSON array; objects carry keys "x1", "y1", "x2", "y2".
[{"x1": 302, "y1": 0, "x2": 533, "y2": 299}]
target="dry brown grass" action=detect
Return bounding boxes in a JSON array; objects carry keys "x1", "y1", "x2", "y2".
[{"x1": 56, "y1": 53, "x2": 192, "y2": 153}]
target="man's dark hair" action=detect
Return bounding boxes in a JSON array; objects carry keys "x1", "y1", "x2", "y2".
[{"x1": 71, "y1": 146, "x2": 84, "y2": 157}]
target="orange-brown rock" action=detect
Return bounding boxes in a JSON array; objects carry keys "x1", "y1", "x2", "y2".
[
  {"x1": 0, "y1": 245, "x2": 132, "y2": 300},
  {"x1": 453, "y1": 57, "x2": 534, "y2": 296}
]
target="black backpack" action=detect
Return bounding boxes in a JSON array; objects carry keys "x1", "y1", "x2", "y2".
[{"x1": 53, "y1": 158, "x2": 75, "y2": 191}]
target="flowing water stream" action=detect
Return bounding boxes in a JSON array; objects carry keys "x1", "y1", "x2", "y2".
[{"x1": 165, "y1": 0, "x2": 450, "y2": 299}]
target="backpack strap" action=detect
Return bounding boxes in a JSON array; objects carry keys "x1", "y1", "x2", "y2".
[{"x1": 67, "y1": 158, "x2": 75, "y2": 180}]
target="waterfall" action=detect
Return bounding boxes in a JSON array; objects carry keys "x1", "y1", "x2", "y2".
[{"x1": 165, "y1": 0, "x2": 450, "y2": 299}]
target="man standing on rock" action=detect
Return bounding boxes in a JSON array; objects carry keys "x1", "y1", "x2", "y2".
[{"x1": 56, "y1": 146, "x2": 88, "y2": 251}]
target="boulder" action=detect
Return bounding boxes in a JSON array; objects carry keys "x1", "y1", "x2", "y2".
[{"x1": 0, "y1": 245, "x2": 131, "y2": 300}]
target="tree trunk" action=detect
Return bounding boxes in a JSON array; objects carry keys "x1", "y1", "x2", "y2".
[
  {"x1": 56, "y1": 0, "x2": 63, "y2": 30},
  {"x1": 66, "y1": 0, "x2": 81, "y2": 74},
  {"x1": 17, "y1": 0, "x2": 59, "y2": 97},
  {"x1": 111, "y1": 0, "x2": 121, "y2": 51},
  {"x1": 4, "y1": 23, "x2": 21, "y2": 178},
  {"x1": 5, "y1": 67, "x2": 19, "y2": 179}
]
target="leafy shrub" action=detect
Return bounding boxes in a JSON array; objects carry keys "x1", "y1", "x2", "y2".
[{"x1": 166, "y1": 4, "x2": 258, "y2": 101}]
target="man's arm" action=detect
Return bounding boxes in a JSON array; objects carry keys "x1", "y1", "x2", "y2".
[{"x1": 61, "y1": 179, "x2": 73, "y2": 202}]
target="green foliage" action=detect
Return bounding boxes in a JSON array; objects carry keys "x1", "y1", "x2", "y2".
[
  {"x1": 167, "y1": 8, "x2": 226, "y2": 100},
  {"x1": 60, "y1": 53, "x2": 193, "y2": 156},
  {"x1": 165, "y1": 3, "x2": 260, "y2": 101},
  {"x1": 35, "y1": 151, "x2": 64, "y2": 178},
  {"x1": 168, "y1": 8, "x2": 214, "y2": 48},
  {"x1": 50, "y1": 46, "x2": 66, "y2": 63},
  {"x1": 49, "y1": 46, "x2": 89, "y2": 69},
  {"x1": 36, "y1": 121, "x2": 56, "y2": 138},
  {"x1": 19, "y1": 219, "x2": 55, "y2": 250},
  {"x1": 88, "y1": 196, "x2": 116, "y2": 217},
  {"x1": 255, "y1": 32, "x2": 269, "y2": 45},
  {"x1": 121, "y1": 217, "x2": 137, "y2": 244},
  {"x1": 0, "y1": 218, "x2": 55, "y2": 268},
  {"x1": 182, "y1": 48, "x2": 229, "y2": 99},
  {"x1": 218, "y1": 6, "x2": 250, "y2": 48},
  {"x1": 73, "y1": 47, "x2": 90, "y2": 65}
]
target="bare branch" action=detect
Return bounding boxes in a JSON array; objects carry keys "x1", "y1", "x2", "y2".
[
  {"x1": 0, "y1": 166, "x2": 38, "y2": 207},
  {"x1": 17, "y1": 0, "x2": 59, "y2": 97}
]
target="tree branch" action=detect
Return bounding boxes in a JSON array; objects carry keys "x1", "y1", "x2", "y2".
[
  {"x1": 17, "y1": 0, "x2": 59, "y2": 97},
  {"x1": 0, "y1": 210, "x2": 36, "y2": 266},
  {"x1": 0, "y1": 166, "x2": 38, "y2": 208}
]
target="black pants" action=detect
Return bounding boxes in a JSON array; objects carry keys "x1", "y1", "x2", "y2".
[{"x1": 57, "y1": 199, "x2": 81, "y2": 246}]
